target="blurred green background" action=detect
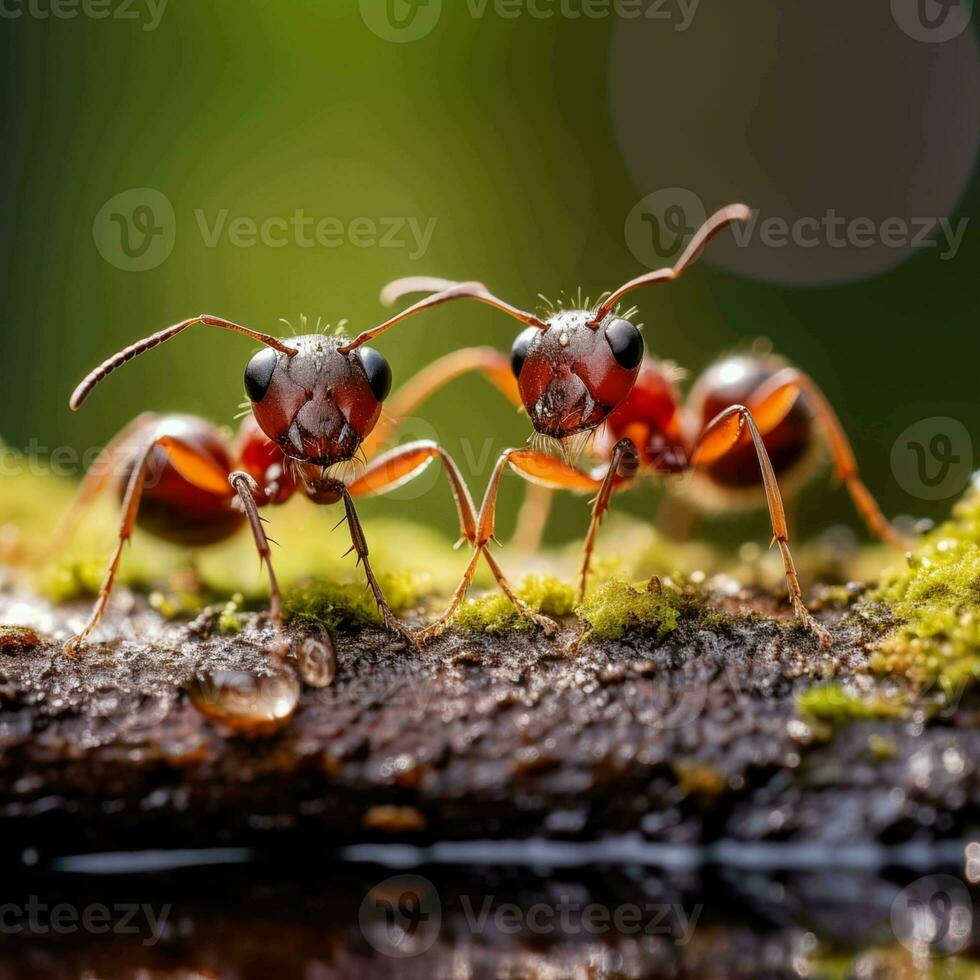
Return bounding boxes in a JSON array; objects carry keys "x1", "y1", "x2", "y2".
[{"x1": 1, "y1": 0, "x2": 977, "y2": 549}]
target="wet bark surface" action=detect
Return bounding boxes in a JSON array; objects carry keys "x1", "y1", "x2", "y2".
[
  {"x1": 1, "y1": 588, "x2": 979, "y2": 977},
  {"x1": 1, "y1": 588, "x2": 977, "y2": 860}
]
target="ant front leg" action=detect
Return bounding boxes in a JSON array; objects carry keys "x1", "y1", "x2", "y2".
[
  {"x1": 229, "y1": 472, "x2": 287, "y2": 656},
  {"x1": 579, "y1": 439, "x2": 639, "y2": 602},
  {"x1": 345, "y1": 440, "x2": 479, "y2": 647},
  {"x1": 418, "y1": 448, "x2": 634, "y2": 643},
  {"x1": 691, "y1": 406, "x2": 832, "y2": 648},
  {"x1": 749, "y1": 369, "x2": 912, "y2": 551}
]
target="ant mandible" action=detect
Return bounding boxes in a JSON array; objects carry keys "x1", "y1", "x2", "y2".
[
  {"x1": 354, "y1": 204, "x2": 911, "y2": 647},
  {"x1": 57, "y1": 312, "x2": 481, "y2": 654}
]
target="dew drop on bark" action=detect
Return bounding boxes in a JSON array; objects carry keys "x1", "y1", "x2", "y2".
[{"x1": 186, "y1": 668, "x2": 300, "y2": 734}]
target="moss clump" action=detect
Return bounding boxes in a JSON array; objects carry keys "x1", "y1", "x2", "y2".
[
  {"x1": 36, "y1": 558, "x2": 106, "y2": 604},
  {"x1": 453, "y1": 575, "x2": 576, "y2": 635},
  {"x1": 284, "y1": 571, "x2": 426, "y2": 632},
  {"x1": 796, "y1": 683, "x2": 904, "y2": 727},
  {"x1": 576, "y1": 579, "x2": 686, "y2": 642},
  {"x1": 871, "y1": 484, "x2": 980, "y2": 698},
  {"x1": 217, "y1": 594, "x2": 247, "y2": 635}
]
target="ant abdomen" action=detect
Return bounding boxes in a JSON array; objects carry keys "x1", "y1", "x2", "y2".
[
  {"x1": 118, "y1": 415, "x2": 243, "y2": 547},
  {"x1": 688, "y1": 354, "x2": 816, "y2": 495}
]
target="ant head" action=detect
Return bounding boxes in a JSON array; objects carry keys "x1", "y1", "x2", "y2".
[
  {"x1": 510, "y1": 310, "x2": 644, "y2": 440},
  {"x1": 245, "y1": 334, "x2": 391, "y2": 465}
]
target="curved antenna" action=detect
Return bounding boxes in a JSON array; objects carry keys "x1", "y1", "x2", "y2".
[
  {"x1": 69, "y1": 314, "x2": 296, "y2": 411},
  {"x1": 338, "y1": 278, "x2": 547, "y2": 354},
  {"x1": 589, "y1": 203, "x2": 752, "y2": 327}
]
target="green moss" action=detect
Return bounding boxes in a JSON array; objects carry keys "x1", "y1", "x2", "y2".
[
  {"x1": 576, "y1": 579, "x2": 686, "y2": 642},
  {"x1": 796, "y1": 683, "x2": 904, "y2": 727},
  {"x1": 217, "y1": 594, "x2": 246, "y2": 635},
  {"x1": 36, "y1": 557, "x2": 106, "y2": 604},
  {"x1": 453, "y1": 575, "x2": 576, "y2": 635},
  {"x1": 871, "y1": 484, "x2": 980, "y2": 698},
  {"x1": 283, "y1": 571, "x2": 428, "y2": 632}
]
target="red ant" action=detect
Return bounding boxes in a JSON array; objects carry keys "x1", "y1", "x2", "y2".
[
  {"x1": 57, "y1": 313, "x2": 481, "y2": 654},
  {"x1": 354, "y1": 205, "x2": 911, "y2": 646}
]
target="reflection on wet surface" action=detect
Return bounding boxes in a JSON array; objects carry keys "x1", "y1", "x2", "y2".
[{"x1": 0, "y1": 852, "x2": 976, "y2": 978}]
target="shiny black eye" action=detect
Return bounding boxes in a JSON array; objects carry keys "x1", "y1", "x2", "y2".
[
  {"x1": 605, "y1": 319, "x2": 644, "y2": 370},
  {"x1": 244, "y1": 348, "x2": 278, "y2": 403},
  {"x1": 359, "y1": 346, "x2": 392, "y2": 402},
  {"x1": 510, "y1": 327, "x2": 539, "y2": 378}
]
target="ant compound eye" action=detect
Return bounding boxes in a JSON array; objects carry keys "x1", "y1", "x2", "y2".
[
  {"x1": 244, "y1": 348, "x2": 279, "y2": 403},
  {"x1": 605, "y1": 319, "x2": 644, "y2": 370},
  {"x1": 510, "y1": 327, "x2": 539, "y2": 378},
  {"x1": 359, "y1": 346, "x2": 392, "y2": 402}
]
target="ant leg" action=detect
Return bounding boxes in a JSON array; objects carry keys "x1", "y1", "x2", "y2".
[
  {"x1": 361, "y1": 348, "x2": 521, "y2": 457},
  {"x1": 346, "y1": 440, "x2": 480, "y2": 645},
  {"x1": 692, "y1": 406, "x2": 832, "y2": 647},
  {"x1": 340, "y1": 487, "x2": 418, "y2": 647},
  {"x1": 579, "y1": 439, "x2": 639, "y2": 602},
  {"x1": 418, "y1": 448, "x2": 634, "y2": 643},
  {"x1": 749, "y1": 369, "x2": 911, "y2": 551},
  {"x1": 47, "y1": 413, "x2": 158, "y2": 557},
  {"x1": 64, "y1": 431, "x2": 230, "y2": 656},
  {"x1": 229, "y1": 472, "x2": 286, "y2": 655},
  {"x1": 346, "y1": 440, "x2": 478, "y2": 546}
]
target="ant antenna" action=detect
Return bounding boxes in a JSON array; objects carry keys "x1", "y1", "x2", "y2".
[
  {"x1": 338, "y1": 278, "x2": 548, "y2": 354},
  {"x1": 69, "y1": 314, "x2": 296, "y2": 410},
  {"x1": 589, "y1": 204, "x2": 752, "y2": 327}
]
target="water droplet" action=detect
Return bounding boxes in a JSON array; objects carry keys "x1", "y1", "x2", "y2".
[
  {"x1": 295, "y1": 628, "x2": 336, "y2": 689},
  {"x1": 187, "y1": 668, "x2": 300, "y2": 734}
]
